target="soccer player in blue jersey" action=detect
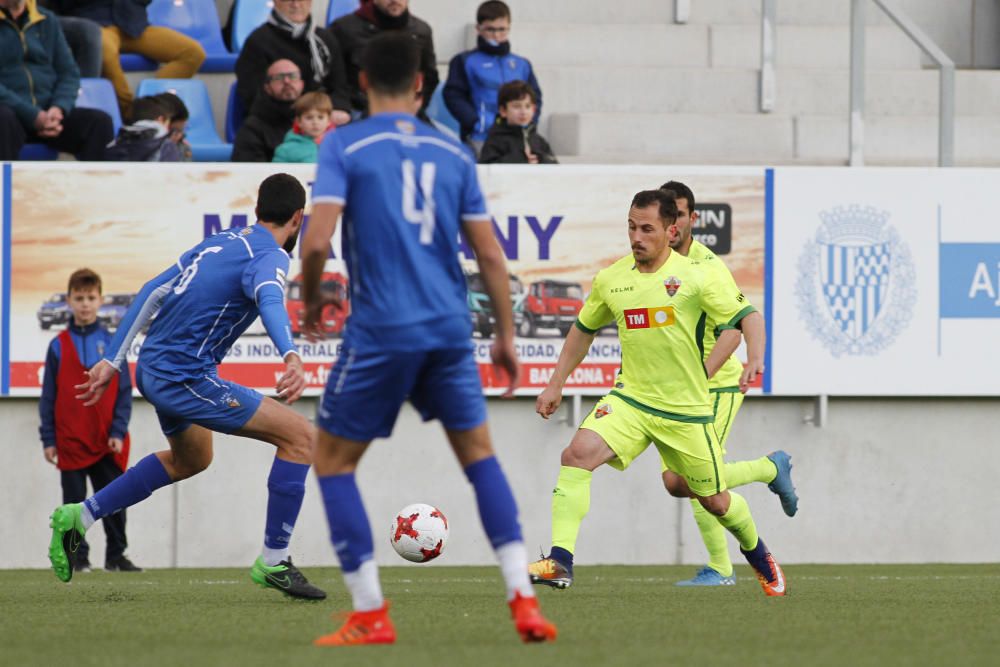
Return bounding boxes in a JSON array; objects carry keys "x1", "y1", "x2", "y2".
[
  {"x1": 300, "y1": 33, "x2": 557, "y2": 646},
  {"x1": 48, "y1": 174, "x2": 327, "y2": 600}
]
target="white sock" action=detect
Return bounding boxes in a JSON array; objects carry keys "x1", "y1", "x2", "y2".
[
  {"x1": 261, "y1": 545, "x2": 289, "y2": 567},
  {"x1": 80, "y1": 503, "x2": 96, "y2": 531},
  {"x1": 343, "y1": 560, "x2": 384, "y2": 612},
  {"x1": 496, "y1": 541, "x2": 534, "y2": 601}
]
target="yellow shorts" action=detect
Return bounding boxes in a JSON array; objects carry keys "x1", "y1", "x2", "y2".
[
  {"x1": 660, "y1": 388, "x2": 744, "y2": 473},
  {"x1": 580, "y1": 392, "x2": 726, "y2": 497}
]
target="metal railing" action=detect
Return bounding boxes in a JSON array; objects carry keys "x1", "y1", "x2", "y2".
[{"x1": 850, "y1": 0, "x2": 955, "y2": 166}]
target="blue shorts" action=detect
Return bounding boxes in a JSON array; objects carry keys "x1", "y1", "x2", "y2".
[
  {"x1": 136, "y1": 365, "x2": 263, "y2": 437},
  {"x1": 317, "y1": 346, "x2": 487, "y2": 441}
]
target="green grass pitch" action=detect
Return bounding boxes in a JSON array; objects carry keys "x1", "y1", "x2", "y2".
[{"x1": 3, "y1": 564, "x2": 998, "y2": 667}]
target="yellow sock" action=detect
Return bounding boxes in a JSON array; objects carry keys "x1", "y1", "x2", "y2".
[
  {"x1": 690, "y1": 498, "x2": 732, "y2": 577},
  {"x1": 724, "y1": 456, "x2": 777, "y2": 488},
  {"x1": 715, "y1": 491, "x2": 759, "y2": 551},
  {"x1": 551, "y1": 466, "x2": 592, "y2": 554}
]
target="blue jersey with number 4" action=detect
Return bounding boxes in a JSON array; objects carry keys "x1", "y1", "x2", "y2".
[{"x1": 312, "y1": 113, "x2": 490, "y2": 350}]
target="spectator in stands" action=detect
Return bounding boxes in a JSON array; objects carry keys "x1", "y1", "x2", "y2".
[
  {"x1": 50, "y1": 0, "x2": 206, "y2": 118},
  {"x1": 40, "y1": 268, "x2": 140, "y2": 574},
  {"x1": 0, "y1": 0, "x2": 113, "y2": 161},
  {"x1": 153, "y1": 91, "x2": 191, "y2": 161},
  {"x1": 235, "y1": 0, "x2": 350, "y2": 123},
  {"x1": 232, "y1": 59, "x2": 303, "y2": 163},
  {"x1": 38, "y1": 1, "x2": 102, "y2": 77},
  {"x1": 105, "y1": 95, "x2": 182, "y2": 161},
  {"x1": 444, "y1": 1, "x2": 541, "y2": 154},
  {"x1": 272, "y1": 91, "x2": 334, "y2": 163},
  {"x1": 479, "y1": 80, "x2": 556, "y2": 165},
  {"x1": 332, "y1": 0, "x2": 437, "y2": 118}
]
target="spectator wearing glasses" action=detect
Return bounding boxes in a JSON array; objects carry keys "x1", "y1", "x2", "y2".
[
  {"x1": 48, "y1": 0, "x2": 206, "y2": 118},
  {"x1": 331, "y1": 0, "x2": 437, "y2": 118},
  {"x1": 233, "y1": 59, "x2": 306, "y2": 162},
  {"x1": 235, "y1": 0, "x2": 350, "y2": 123},
  {"x1": 443, "y1": 1, "x2": 541, "y2": 154}
]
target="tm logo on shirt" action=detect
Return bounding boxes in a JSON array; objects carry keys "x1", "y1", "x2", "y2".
[{"x1": 623, "y1": 307, "x2": 675, "y2": 330}]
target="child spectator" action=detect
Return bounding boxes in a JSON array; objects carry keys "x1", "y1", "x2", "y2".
[
  {"x1": 272, "y1": 91, "x2": 333, "y2": 163},
  {"x1": 104, "y1": 96, "x2": 183, "y2": 162},
  {"x1": 153, "y1": 92, "x2": 192, "y2": 162},
  {"x1": 444, "y1": 1, "x2": 541, "y2": 154},
  {"x1": 479, "y1": 80, "x2": 557, "y2": 165},
  {"x1": 39, "y1": 269, "x2": 140, "y2": 574}
]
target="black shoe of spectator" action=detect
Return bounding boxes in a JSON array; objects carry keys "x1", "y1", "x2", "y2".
[{"x1": 106, "y1": 556, "x2": 142, "y2": 572}]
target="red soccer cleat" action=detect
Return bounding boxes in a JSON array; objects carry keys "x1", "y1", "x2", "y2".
[
  {"x1": 509, "y1": 592, "x2": 558, "y2": 643},
  {"x1": 313, "y1": 602, "x2": 396, "y2": 646}
]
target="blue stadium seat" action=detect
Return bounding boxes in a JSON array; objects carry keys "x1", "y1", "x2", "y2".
[
  {"x1": 76, "y1": 78, "x2": 123, "y2": 134},
  {"x1": 122, "y1": 0, "x2": 236, "y2": 72},
  {"x1": 137, "y1": 79, "x2": 232, "y2": 161},
  {"x1": 232, "y1": 0, "x2": 274, "y2": 54},
  {"x1": 18, "y1": 79, "x2": 122, "y2": 159},
  {"x1": 427, "y1": 86, "x2": 460, "y2": 138},
  {"x1": 225, "y1": 80, "x2": 246, "y2": 143},
  {"x1": 327, "y1": 0, "x2": 360, "y2": 25}
]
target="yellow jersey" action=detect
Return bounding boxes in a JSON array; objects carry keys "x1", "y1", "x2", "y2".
[
  {"x1": 687, "y1": 240, "x2": 745, "y2": 390},
  {"x1": 576, "y1": 251, "x2": 755, "y2": 421}
]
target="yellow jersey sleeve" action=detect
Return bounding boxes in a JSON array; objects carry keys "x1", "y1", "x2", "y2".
[
  {"x1": 576, "y1": 269, "x2": 615, "y2": 333},
  {"x1": 698, "y1": 262, "x2": 757, "y2": 336}
]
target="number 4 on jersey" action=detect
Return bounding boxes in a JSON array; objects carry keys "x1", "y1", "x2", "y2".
[{"x1": 402, "y1": 160, "x2": 436, "y2": 245}]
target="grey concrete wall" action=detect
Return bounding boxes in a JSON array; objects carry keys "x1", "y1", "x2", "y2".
[{"x1": 4, "y1": 395, "x2": 998, "y2": 570}]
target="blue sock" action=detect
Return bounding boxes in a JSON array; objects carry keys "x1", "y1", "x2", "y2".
[
  {"x1": 550, "y1": 546, "x2": 574, "y2": 570},
  {"x1": 464, "y1": 456, "x2": 523, "y2": 549},
  {"x1": 317, "y1": 473, "x2": 373, "y2": 573},
  {"x1": 740, "y1": 537, "x2": 776, "y2": 583},
  {"x1": 263, "y1": 457, "x2": 309, "y2": 553},
  {"x1": 84, "y1": 454, "x2": 171, "y2": 520}
]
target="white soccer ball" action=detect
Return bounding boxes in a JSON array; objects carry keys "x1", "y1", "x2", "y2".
[{"x1": 389, "y1": 503, "x2": 449, "y2": 563}]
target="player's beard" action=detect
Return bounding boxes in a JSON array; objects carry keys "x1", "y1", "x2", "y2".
[{"x1": 283, "y1": 233, "x2": 299, "y2": 254}]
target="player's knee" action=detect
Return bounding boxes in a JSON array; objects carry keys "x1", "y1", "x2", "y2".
[
  {"x1": 278, "y1": 415, "x2": 315, "y2": 464},
  {"x1": 560, "y1": 444, "x2": 589, "y2": 469},
  {"x1": 170, "y1": 449, "x2": 212, "y2": 480},
  {"x1": 697, "y1": 493, "x2": 728, "y2": 517},
  {"x1": 661, "y1": 471, "x2": 688, "y2": 498}
]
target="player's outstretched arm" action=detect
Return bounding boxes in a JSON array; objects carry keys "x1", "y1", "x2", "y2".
[
  {"x1": 738, "y1": 311, "x2": 766, "y2": 392},
  {"x1": 705, "y1": 328, "x2": 741, "y2": 379},
  {"x1": 275, "y1": 352, "x2": 307, "y2": 404},
  {"x1": 301, "y1": 202, "x2": 342, "y2": 342},
  {"x1": 536, "y1": 325, "x2": 596, "y2": 419},
  {"x1": 463, "y1": 218, "x2": 520, "y2": 396}
]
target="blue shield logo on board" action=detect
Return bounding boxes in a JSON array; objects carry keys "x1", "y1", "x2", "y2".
[{"x1": 796, "y1": 206, "x2": 916, "y2": 357}]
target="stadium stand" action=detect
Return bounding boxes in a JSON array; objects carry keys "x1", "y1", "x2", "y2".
[
  {"x1": 122, "y1": 0, "x2": 237, "y2": 73},
  {"x1": 136, "y1": 79, "x2": 233, "y2": 161},
  {"x1": 231, "y1": 0, "x2": 274, "y2": 54},
  {"x1": 426, "y1": 86, "x2": 460, "y2": 139},
  {"x1": 225, "y1": 81, "x2": 246, "y2": 143},
  {"x1": 326, "y1": 0, "x2": 360, "y2": 26},
  {"x1": 16, "y1": 78, "x2": 123, "y2": 160}
]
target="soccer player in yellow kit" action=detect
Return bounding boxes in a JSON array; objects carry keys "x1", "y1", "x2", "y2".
[
  {"x1": 529, "y1": 189, "x2": 786, "y2": 596},
  {"x1": 659, "y1": 181, "x2": 798, "y2": 588}
]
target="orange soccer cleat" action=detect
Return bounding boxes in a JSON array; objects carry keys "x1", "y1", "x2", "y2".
[
  {"x1": 753, "y1": 551, "x2": 787, "y2": 597},
  {"x1": 509, "y1": 592, "x2": 558, "y2": 643},
  {"x1": 313, "y1": 602, "x2": 396, "y2": 646}
]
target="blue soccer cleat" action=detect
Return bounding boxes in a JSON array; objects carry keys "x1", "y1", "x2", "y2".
[
  {"x1": 675, "y1": 566, "x2": 736, "y2": 587},
  {"x1": 767, "y1": 450, "x2": 799, "y2": 517}
]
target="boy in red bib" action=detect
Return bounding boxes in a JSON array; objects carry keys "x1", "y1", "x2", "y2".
[{"x1": 39, "y1": 268, "x2": 140, "y2": 573}]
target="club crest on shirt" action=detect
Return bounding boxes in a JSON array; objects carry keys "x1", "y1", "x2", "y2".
[
  {"x1": 594, "y1": 403, "x2": 612, "y2": 419},
  {"x1": 664, "y1": 276, "x2": 681, "y2": 296},
  {"x1": 238, "y1": 227, "x2": 253, "y2": 237},
  {"x1": 222, "y1": 393, "x2": 241, "y2": 408},
  {"x1": 396, "y1": 120, "x2": 416, "y2": 134}
]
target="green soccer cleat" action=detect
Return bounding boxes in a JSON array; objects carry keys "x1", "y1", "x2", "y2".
[
  {"x1": 49, "y1": 503, "x2": 87, "y2": 583},
  {"x1": 250, "y1": 557, "x2": 327, "y2": 600}
]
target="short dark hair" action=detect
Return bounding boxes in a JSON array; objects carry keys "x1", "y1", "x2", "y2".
[
  {"x1": 659, "y1": 180, "x2": 695, "y2": 211},
  {"x1": 256, "y1": 174, "x2": 306, "y2": 225},
  {"x1": 477, "y1": 1, "x2": 510, "y2": 23},
  {"x1": 498, "y1": 80, "x2": 536, "y2": 108},
  {"x1": 361, "y1": 32, "x2": 421, "y2": 96},
  {"x1": 154, "y1": 92, "x2": 189, "y2": 122},
  {"x1": 631, "y1": 190, "x2": 678, "y2": 226},
  {"x1": 67, "y1": 268, "x2": 102, "y2": 295},
  {"x1": 130, "y1": 96, "x2": 169, "y2": 123}
]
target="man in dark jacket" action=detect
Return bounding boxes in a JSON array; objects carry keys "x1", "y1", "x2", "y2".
[
  {"x1": 232, "y1": 59, "x2": 302, "y2": 163},
  {"x1": 331, "y1": 0, "x2": 437, "y2": 117},
  {"x1": 51, "y1": 0, "x2": 205, "y2": 118},
  {"x1": 479, "y1": 80, "x2": 556, "y2": 165},
  {"x1": 444, "y1": 1, "x2": 541, "y2": 149},
  {"x1": 0, "y1": 0, "x2": 113, "y2": 160},
  {"x1": 235, "y1": 0, "x2": 350, "y2": 121}
]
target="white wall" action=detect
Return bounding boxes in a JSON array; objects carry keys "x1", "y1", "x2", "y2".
[{"x1": 5, "y1": 395, "x2": 999, "y2": 570}]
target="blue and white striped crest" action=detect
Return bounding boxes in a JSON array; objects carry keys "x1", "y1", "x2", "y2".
[{"x1": 819, "y1": 242, "x2": 891, "y2": 339}]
